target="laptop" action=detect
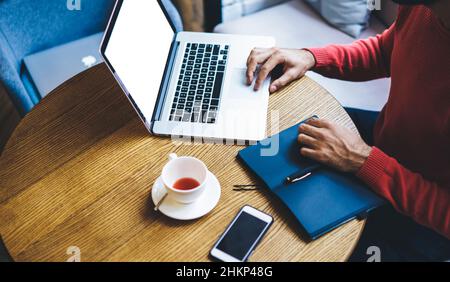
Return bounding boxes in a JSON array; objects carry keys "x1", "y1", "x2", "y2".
[
  {"x1": 23, "y1": 32, "x2": 104, "y2": 98},
  {"x1": 100, "y1": 0, "x2": 276, "y2": 142}
]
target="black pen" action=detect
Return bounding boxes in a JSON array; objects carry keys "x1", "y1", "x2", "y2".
[{"x1": 286, "y1": 164, "x2": 321, "y2": 184}]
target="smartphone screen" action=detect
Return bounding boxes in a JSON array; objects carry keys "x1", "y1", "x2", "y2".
[{"x1": 211, "y1": 206, "x2": 273, "y2": 262}]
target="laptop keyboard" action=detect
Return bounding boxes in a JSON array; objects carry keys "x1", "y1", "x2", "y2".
[{"x1": 169, "y1": 43, "x2": 229, "y2": 124}]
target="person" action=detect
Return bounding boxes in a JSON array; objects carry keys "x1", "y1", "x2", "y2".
[{"x1": 246, "y1": 0, "x2": 450, "y2": 261}]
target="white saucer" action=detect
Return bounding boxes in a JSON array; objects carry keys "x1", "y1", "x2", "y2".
[{"x1": 151, "y1": 171, "x2": 221, "y2": 220}]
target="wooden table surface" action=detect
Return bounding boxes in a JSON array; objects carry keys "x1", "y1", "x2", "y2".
[{"x1": 0, "y1": 63, "x2": 364, "y2": 262}]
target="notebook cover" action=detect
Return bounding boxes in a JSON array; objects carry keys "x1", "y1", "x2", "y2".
[{"x1": 238, "y1": 120, "x2": 385, "y2": 240}]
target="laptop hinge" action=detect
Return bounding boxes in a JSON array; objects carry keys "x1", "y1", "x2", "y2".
[
  {"x1": 152, "y1": 39, "x2": 180, "y2": 123},
  {"x1": 113, "y1": 73, "x2": 148, "y2": 126}
]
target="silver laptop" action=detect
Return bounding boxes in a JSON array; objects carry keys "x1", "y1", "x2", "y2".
[
  {"x1": 24, "y1": 32, "x2": 104, "y2": 98},
  {"x1": 100, "y1": 0, "x2": 275, "y2": 142}
]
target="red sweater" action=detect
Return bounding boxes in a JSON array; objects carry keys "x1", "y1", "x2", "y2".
[{"x1": 308, "y1": 5, "x2": 450, "y2": 238}]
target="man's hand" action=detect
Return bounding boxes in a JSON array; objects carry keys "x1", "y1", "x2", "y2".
[
  {"x1": 246, "y1": 48, "x2": 316, "y2": 93},
  {"x1": 298, "y1": 119, "x2": 372, "y2": 174}
]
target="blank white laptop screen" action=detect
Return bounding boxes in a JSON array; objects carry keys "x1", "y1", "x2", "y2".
[{"x1": 104, "y1": 0, "x2": 174, "y2": 121}]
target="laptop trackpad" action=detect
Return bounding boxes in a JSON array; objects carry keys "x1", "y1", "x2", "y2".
[{"x1": 226, "y1": 68, "x2": 270, "y2": 100}]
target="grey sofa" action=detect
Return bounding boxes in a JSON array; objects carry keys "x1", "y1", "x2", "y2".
[{"x1": 215, "y1": 0, "x2": 398, "y2": 111}]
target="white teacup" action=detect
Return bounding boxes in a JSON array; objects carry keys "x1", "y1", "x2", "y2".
[{"x1": 161, "y1": 153, "x2": 208, "y2": 204}]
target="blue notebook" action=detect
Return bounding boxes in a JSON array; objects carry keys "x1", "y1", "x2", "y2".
[{"x1": 238, "y1": 118, "x2": 385, "y2": 240}]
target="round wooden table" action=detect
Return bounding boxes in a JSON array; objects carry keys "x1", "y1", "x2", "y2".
[{"x1": 0, "y1": 64, "x2": 364, "y2": 262}]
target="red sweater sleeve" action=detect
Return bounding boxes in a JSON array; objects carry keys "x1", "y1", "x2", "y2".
[
  {"x1": 357, "y1": 147, "x2": 450, "y2": 239},
  {"x1": 306, "y1": 23, "x2": 395, "y2": 81}
]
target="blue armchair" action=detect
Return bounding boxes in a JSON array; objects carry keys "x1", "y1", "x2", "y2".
[{"x1": 0, "y1": 0, "x2": 183, "y2": 116}]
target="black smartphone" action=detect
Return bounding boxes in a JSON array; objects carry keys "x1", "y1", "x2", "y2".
[{"x1": 210, "y1": 205, "x2": 273, "y2": 262}]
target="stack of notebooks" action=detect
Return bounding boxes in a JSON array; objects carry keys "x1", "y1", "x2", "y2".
[{"x1": 238, "y1": 118, "x2": 384, "y2": 240}]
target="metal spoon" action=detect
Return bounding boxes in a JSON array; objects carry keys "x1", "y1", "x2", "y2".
[{"x1": 154, "y1": 193, "x2": 169, "y2": 212}]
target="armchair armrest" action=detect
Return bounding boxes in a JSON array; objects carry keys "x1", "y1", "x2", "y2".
[{"x1": 0, "y1": 82, "x2": 20, "y2": 153}]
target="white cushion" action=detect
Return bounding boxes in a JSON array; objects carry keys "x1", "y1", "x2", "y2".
[
  {"x1": 304, "y1": 0, "x2": 372, "y2": 38},
  {"x1": 214, "y1": 0, "x2": 392, "y2": 111}
]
